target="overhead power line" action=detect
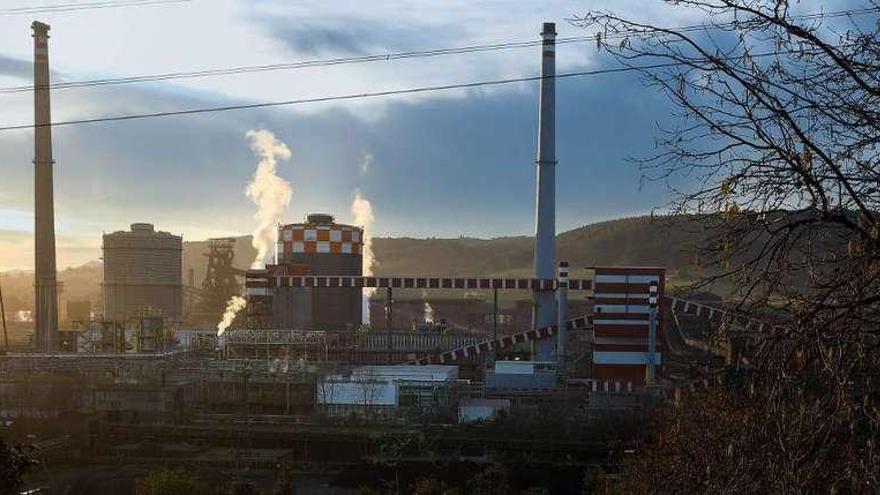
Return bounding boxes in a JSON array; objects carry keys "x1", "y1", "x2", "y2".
[
  {"x1": 0, "y1": 47, "x2": 823, "y2": 133},
  {"x1": 0, "y1": 0, "x2": 191, "y2": 16},
  {"x1": 0, "y1": 36, "x2": 597, "y2": 93},
  {"x1": 0, "y1": 5, "x2": 874, "y2": 94}
]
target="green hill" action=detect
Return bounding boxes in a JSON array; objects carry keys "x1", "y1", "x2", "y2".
[{"x1": 372, "y1": 215, "x2": 702, "y2": 282}]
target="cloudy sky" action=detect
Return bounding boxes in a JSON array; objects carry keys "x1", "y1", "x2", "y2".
[{"x1": 0, "y1": 0, "x2": 856, "y2": 270}]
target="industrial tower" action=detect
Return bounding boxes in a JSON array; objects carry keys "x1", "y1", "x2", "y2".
[
  {"x1": 533, "y1": 22, "x2": 557, "y2": 359},
  {"x1": 32, "y1": 21, "x2": 59, "y2": 353},
  {"x1": 196, "y1": 238, "x2": 243, "y2": 323}
]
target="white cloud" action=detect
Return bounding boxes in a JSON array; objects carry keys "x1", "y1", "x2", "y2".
[{"x1": 0, "y1": 0, "x2": 860, "y2": 270}]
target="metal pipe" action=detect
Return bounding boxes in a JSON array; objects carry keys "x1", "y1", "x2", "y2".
[
  {"x1": 557, "y1": 261, "x2": 569, "y2": 365},
  {"x1": 647, "y1": 281, "x2": 659, "y2": 385}
]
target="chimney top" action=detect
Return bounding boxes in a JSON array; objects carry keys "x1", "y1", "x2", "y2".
[
  {"x1": 541, "y1": 22, "x2": 556, "y2": 36},
  {"x1": 32, "y1": 21, "x2": 51, "y2": 36},
  {"x1": 306, "y1": 213, "x2": 335, "y2": 225}
]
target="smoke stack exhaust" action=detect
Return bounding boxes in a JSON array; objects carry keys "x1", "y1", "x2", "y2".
[
  {"x1": 32, "y1": 21, "x2": 59, "y2": 353},
  {"x1": 533, "y1": 22, "x2": 557, "y2": 345}
]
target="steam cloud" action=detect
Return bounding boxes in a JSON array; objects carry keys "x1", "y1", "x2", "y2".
[
  {"x1": 216, "y1": 130, "x2": 293, "y2": 337},
  {"x1": 424, "y1": 302, "x2": 434, "y2": 324},
  {"x1": 217, "y1": 296, "x2": 246, "y2": 336},
  {"x1": 422, "y1": 289, "x2": 434, "y2": 324},
  {"x1": 245, "y1": 129, "x2": 293, "y2": 269},
  {"x1": 351, "y1": 192, "x2": 375, "y2": 324}
]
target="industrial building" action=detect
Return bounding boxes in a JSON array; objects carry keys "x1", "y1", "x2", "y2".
[
  {"x1": 317, "y1": 365, "x2": 459, "y2": 421},
  {"x1": 0, "y1": 19, "x2": 751, "y2": 487},
  {"x1": 591, "y1": 267, "x2": 666, "y2": 382},
  {"x1": 246, "y1": 213, "x2": 363, "y2": 330},
  {"x1": 102, "y1": 223, "x2": 183, "y2": 325}
]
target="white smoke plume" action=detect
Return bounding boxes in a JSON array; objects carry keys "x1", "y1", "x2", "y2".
[
  {"x1": 351, "y1": 191, "x2": 375, "y2": 324},
  {"x1": 422, "y1": 289, "x2": 434, "y2": 324},
  {"x1": 217, "y1": 296, "x2": 246, "y2": 336},
  {"x1": 215, "y1": 130, "x2": 293, "y2": 338},
  {"x1": 245, "y1": 129, "x2": 292, "y2": 269},
  {"x1": 424, "y1": 302, "x2": 435, "y2": 324}
]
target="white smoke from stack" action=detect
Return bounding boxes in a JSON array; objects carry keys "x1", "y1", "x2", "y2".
[
  {"x1": 422, "y1": 291, "x2": 434, "y2": 324},
  {"x1": 351, "y1": 191, "x2": 375, "y2": 324},
  {"x1": 245, "y1": 129, "x2": 292, "y2": 269},
  {"x1": 216, "y1": 130, "x2": 293, "y2": 338},
  {"x1": 217, "y1": 296, "x2": 246, "y2": 336}
]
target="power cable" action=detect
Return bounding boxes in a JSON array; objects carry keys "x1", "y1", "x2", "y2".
[
  {"x1": 0, "y1": 47, "x2": 820, "y2": 132},
  {"x1": 0, "y1": 5, "x2": 874, "y2": 93},
  {"x1": 0, "y1": 0, "x2": 191, "y2": 16},
  {"x1": 0, "y1": 36, "x2": 592, "y2": 93}
]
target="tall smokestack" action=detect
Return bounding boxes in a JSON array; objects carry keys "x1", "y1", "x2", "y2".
[
  {"x1": 32, "y1": 21, "x2": 59, "y2": 353},
  {"x1": 533, "y1": 22, "x2": 557, "y2": 347}
]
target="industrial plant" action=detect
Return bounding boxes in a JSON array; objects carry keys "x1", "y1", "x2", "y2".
[{"x1": 0, "y1": 15, "x2": 758, "y2": 494}]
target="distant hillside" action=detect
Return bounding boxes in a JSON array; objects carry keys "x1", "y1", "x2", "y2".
[
  {"x1": 373, "y1": 215, "x2": 702, "y2": 281},
  {"x1": 0, "y1": 215, "x2": 708, "y2": 316},
  {"x1": 0, "y1": 237, "x2": 257, "y2": 318}
]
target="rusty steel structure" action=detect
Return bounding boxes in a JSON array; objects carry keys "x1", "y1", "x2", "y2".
[{"x1": 196, "y1": 238, "x2": 243, "y2": 323}]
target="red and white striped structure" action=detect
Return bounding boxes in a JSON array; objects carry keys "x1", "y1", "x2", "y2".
[
  {"x1": 411, "y1": 314, "x2": 592, "y2": 365},
  {"x1": 668, "y1": 296, "x2": 781, "y2": 333},
  {"x1": 277, "y1": 223, "x2": 363, "y2": 256},
  {"x1": 246, "y1": 266, "x2": 668, "y2": 385},
  {"x1": 263, "y1": 275, "x2": 592, "y2": 291},
  {"x1": 591, "y1": 267, "x2": 665, "y2": 382}
]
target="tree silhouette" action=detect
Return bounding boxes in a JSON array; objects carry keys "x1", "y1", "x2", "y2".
[{"x1": 577, "y1": 1, "x2": 880, "y2": 491}]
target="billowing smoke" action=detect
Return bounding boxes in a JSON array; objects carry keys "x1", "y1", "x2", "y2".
[
  {"x1": 422, "y1": 290, "x2": 434, "y2": 324},
  {"x1": 351, "y1": 192, "x2": 375, "y2": 324},
  {"x1": 424, "y1": 302, "x2": 434, "y2": 324},
  {"x1": 245, "y1": 129, "x2": 292, "y2": 269},
  {"x1": 216, "y1": 130, "x2": 293, "y2": 337},
  {"x1": 217, "y1": 296, "x2": 246, "y2": 336}
]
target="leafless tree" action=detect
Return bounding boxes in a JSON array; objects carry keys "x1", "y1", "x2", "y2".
[{"x1": 573, "y1": 1, "x2": 880, "y2": 491}]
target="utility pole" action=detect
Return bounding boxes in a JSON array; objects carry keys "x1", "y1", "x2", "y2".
[
  {"x1": 385, "y1": 287, "x2": 393, "y2": 330},
  {"x1": 556, "y1": 261, "x2": 569, "y2": 366},
  {"x1": 0, "y1": 277, "x2": 9, "y2": 352},
  {"x1": 492, "y1": 288, "x2": 498, "y2": 349},
  {"x1": 646, "y1": 281, "x2": 659, "y2": 385}
]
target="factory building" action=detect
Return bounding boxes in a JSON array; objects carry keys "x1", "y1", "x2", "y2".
[
  {"x1": 102, "y1": 223, "x2": 183, "y2": 325},
  {"x1": 317, "y1": 365, "x2": 459, "y2": 421},
  {"x1": 247, "y1": 213, "x2": 363, "y2": 330},
  {"x1": 591, "y1": 267, "x2": 666, "y2": 382}
]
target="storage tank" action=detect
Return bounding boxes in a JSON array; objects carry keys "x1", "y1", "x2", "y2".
[
  {"x1": 102, "y1": 223, "x2": 182, "y2": 324},
  {"x1": 276, "y1": 213, "x2": 363, "y2": 329}
]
